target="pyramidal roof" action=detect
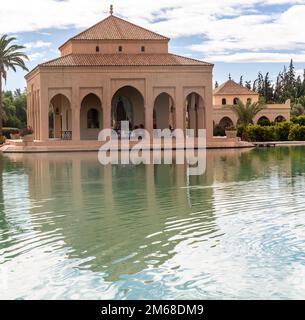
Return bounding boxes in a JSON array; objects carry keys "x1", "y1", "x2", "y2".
[
  {"x1": 214, "y1": 80, "x2": 257, "y2": 95},
  {"x1": 67, "y1": 15, "x2": 169, "y2": 42}
]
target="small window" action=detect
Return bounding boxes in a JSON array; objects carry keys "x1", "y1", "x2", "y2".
[
  {"x1": 141, "y1": 46, "x2": 145, "y2": 52},
  {"x1": 222, "y1": 98, "x2": 227, "y2": 105},
  {"x1": 247, "y1": 98, "x2": 252, "y2": 104},
  {"x1": 118, "y1": 46, "x2": 123, "y2": 52},
  {"x1": 233, "y1": 97, "x2": 239, "y2": 105},
  {"x1": 96, "y1": 46, "x2": 100, "y2": 53}
]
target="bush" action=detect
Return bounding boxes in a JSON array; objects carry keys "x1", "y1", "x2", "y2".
[
  {"x1": 274, "y1": 121, "x2": 291, "y2": 141},
  {"x1": 291, "y1": 115, "x2": 305, "y2": 126},
  {"x1": 257, "y1": 118, "x2": 271, "y2": 126},
  {"x1": 213, "y1": 124, "x2": 225, "y2": 136},
  {"x1": 288, "y1": 124, "x2": 305, "y2": 141},
  {"x1": 247, "y1": 124, "x2": 276, "y2": 142},
  {"x1": 1, "y1": 127, "x2": 19, "y2": 139}
]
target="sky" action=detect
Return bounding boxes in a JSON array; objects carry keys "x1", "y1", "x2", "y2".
[{"x1": 1, "y1": 0, "x2": 305, "y2": 91}]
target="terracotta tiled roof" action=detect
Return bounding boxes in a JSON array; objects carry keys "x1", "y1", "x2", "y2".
[
  {"x1": 214, "y1": 80, "x2": 257, "y2": 95},
  {"x1": 40, "y1": 53, "x2": 212, "y2": 67},
  {"x1": 70, "y1": 15, "x2": 169, "y2": 41}
]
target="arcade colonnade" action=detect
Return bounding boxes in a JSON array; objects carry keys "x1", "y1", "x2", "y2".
[{"x1": 27, "y1": 84, "x2": 211, "y2": 141}]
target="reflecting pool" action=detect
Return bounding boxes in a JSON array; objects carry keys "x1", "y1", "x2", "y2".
[{"x1": 1, "y1": 147, "x2": 305, "y2": 299}]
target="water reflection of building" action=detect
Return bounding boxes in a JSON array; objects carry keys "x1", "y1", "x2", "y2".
[{"x1": 2, "y1": 148, "x2": 295, "y2": 281}]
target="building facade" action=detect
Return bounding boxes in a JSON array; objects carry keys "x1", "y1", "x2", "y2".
[
  {"x1": 213, "y1": 80, "x2": 290, "y2": 130},
  {"x1": 25, "y1": 10, "x2": 214, "y2": 142}
]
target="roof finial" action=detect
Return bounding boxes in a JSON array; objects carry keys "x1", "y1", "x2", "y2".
[
  {"x1": 229, "y1": 73, "x2": 232, "y2": 80},
  {"x1": 110, "y1": 4, "x2": 113, "y2": 15}
]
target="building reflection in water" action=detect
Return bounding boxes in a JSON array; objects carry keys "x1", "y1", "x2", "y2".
[{"x1": 1, "y1": 147, "x2": 296, "y2": 283}]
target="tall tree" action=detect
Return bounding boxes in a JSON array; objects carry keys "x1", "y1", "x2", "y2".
[
  {"x1": 239, "y1": 76, "x2": 243, "y2": 86},
  {"x1": 0, "y1": 35, "x2": 28, "y2": 136}
]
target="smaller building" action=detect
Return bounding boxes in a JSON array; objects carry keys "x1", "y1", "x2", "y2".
[{"x1": 213, "y1": 80, "x2": 290, "y2": 130}]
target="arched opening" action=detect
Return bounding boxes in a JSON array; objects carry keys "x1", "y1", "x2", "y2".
[
  {"x1": 49, "y1": 94, "x2": 72, "y2": 140},
  {"x1": 153, "y1": 93, "x2": 175, "y2": 131},
  {"x1": 111, "y1": 86, "x2": 145, "y2": 131},
  {"x1": 185, "y1": 92, "x2": 205, "y2": 137},
  {"x1": 257, "y1": 116, "x2": 271, "y2": 126},
  {"x1": 87, "y1": 109, "x2": 100, "y2": 128},
  {"x1": 219, "y1": 117, "x2": 234, "y2": 130},
  {"x1": 247, "y1": 98, "x2": 252, "y2": 104},
  {"x1": 80, "y1": 93, "x2": 103, "y2": 140},
  {"x1": 233, "y1": 97, "x2": 239, "y2": 105},
  {"x1": 222, "y1": 98, "x2": 227, "y2": 105},
  {"x1": 275, "y1": 115, "x2": 286, "y2": 123}
]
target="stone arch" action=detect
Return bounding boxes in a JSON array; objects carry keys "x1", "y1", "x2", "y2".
[
  {"x1": 49, "y1": 94, "x2": 72, "y2": 140},
  {"x1": 111, "y1": 86, "x2": 145, "y2": 130},
  {"x1": 274, "y1": 115, "x2": 286, "y2": 123},
  {"x1": 219, "y1": 116, "x2": 234, "y2": 129},
  {"x1": 257, "y1": 116, "x2": 271, "y2": 126},
  {"x1": 80, "y1": 93, "x2": 103, "y2": 140},
  {"x1": 153, "y1": 92, "x2": 175, "y2": 130},
  {"x1": 185, "y1": 92, "x2": 205, "y2": 137}
]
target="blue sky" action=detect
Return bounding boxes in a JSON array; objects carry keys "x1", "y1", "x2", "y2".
[{"x1": 1, "y1": 0, "x2": 305, "y2": 91}]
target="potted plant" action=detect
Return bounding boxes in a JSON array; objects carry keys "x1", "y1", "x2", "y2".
[
  {"x1": 225, "y1": 125, "x2": 238, "y2": 139},
  {"x1": 20, "y1": 127, "x2": 34, "y2": 142},
  {"x1": 10, "y1": 129, "x2": 20, "y2": 140}
]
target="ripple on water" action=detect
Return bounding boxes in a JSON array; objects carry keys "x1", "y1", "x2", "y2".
[{"x1": 1, "y1": 149, "x2": 305, "y2": 299}]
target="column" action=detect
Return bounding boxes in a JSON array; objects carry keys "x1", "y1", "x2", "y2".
[
  {"x1": 39, "y1": 88, "x2": 49, "y2": 141},
  {"x1": 145, "y1": 105, "x2": 153, "y2": 141},
  {"x1": 72, "y1": 107, "x2": 80, "y2": 142},
  {"x1": 204, "y1": 83, "x2": 214, "y2": 140},
  {"x1": 72, "y1": 87, "x2": 80, "y2": 142},
  {"x1": 175, "y1": 88, "x2": 185, "y2": 134}
]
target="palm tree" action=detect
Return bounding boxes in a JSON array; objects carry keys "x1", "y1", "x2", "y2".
[
  {"x1": 0, "y1": 35, "x2": 29, "y2": 136},
  {"x1": 232, "y1": 99, "x2": 264, "y2": 140}
]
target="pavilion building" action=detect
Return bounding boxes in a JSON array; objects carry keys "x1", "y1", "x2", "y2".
[
  {"x1": 25, "y1": 8, "x2": 214, "y2": 142},
  {"x1": 213, "y1": 80, "x2": 290, "y2": 130}
]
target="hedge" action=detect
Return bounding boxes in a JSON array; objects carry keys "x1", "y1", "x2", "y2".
[
  {"x1": 247, "y1": 121, "x2": 305, "y2": 142},
  {"x1": 288, "y1": 124, "x2": 305, "y2": 141}
]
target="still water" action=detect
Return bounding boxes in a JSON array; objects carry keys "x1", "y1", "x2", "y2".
[{"x1": 1, "y1": 147, "x2": 305, "y2": 299}]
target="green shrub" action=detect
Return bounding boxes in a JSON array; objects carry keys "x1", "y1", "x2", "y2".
[
  {"x1": 247, "y1": 124, "x2": 276, "y2": 142},
  {"x1": 274, "y1": 121, "x2": 291, "y2": 141},
  {"x1": 213, "y1": 124, "x2": 225, "y2": 136},
  {"x1": 237, "y1": 125, "x2": 244, "y2": 138},
  {"x1": 288, "y1": 124, "x2": 305, "y2": 141},
  {"x1": 291, "y1": 115, "x2": 305, "y2": 126},
  {"x1": 1, "y1": 127, "x2": 19, "y2": 139},
  {"x1": 257, "y1": 118, "x2": 271, "y2": 126}
]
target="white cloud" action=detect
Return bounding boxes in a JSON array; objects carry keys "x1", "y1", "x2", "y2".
[
  {"x1": 28, "y1": 51, "x2": 46, "y2": 61},
  {"x1": 1, "y1": 0, "x2": 305, "y2": 63},
  {"x1": 207, "y1": 52, "x2": 305, "y2": 63},
  {"x1": 24, "y1": 41, "x2": 52, "y2": 50}
]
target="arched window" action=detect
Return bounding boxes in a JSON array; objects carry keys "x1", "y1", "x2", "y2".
[
  {"x1": 141, "y1": 46, "x2": 145, "y2": 52},
  {"x1": 247, "y1": 98, "x2": 252, "y2": 104},
  {"x1": 233, "y1": 97, "x2": 239, "y2": 105},
  {"x1": 87, "y1": 108, "x2": 99, "y2": 129},
  {"x1": 96, "y1": 46, "x2": 100, "y2": 53},
  {"x1": 222, "y1": 98, "x2": 227, "y2": 105},
  {"x1": 118, "y1": 46, "x2": 123, "y2": 52}
]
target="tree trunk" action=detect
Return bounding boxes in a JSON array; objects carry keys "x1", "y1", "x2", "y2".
[{"x1": 0, "y1": 73, "x2": 2, "y2": 136}]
